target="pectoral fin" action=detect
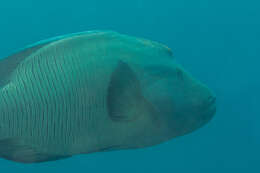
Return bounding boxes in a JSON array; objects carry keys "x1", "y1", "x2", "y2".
[
  {"x1": 107, "y1": 60, "x2": 160, "y2": 124},
  {"x1": 107, "y1": 60, "x2": 143, "y2": 122}
]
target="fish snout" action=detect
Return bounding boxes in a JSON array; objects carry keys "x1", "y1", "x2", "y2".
[
  {"x1": 199, "y1": 94, "x2": 216, "y2": 123},
  {"x1": 189, "y1": 83, "x2": 216, "y2": 121}
]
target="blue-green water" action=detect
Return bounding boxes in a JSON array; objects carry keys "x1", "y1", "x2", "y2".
[{"x1": 0, "y1": 0, "x2": 259, "y2": 172}]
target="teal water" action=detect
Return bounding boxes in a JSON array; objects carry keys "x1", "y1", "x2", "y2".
[{"x1": 0, "y1": 0, "x2": 259, "y2": 172}]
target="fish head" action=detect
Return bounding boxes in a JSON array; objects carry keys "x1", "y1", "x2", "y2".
[
  {"x1": 107, "y1": 34, "x2": 216, "y2": 146},
  {"x1": 141, "y1": 62, "x2": 216, "y2": 139}
]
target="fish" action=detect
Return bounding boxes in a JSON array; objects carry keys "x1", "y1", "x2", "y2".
[{"x1": 0, "y1": 31, "x2": 216, "y2": 163}]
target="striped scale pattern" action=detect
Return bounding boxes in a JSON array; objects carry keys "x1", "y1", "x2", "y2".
[{"x1": 0, "y1": 40, "x2": 110, "y2": 154}]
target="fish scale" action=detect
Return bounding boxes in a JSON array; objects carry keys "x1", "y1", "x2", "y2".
[
  {"x1": 1, "y1": 44, "x2": 106, "y2": 153},
  {"x1": 0, "y1": 31, "x2": 216, "y2": 163}
]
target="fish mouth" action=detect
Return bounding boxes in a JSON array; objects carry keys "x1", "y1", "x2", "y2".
[
  {"x1": 203, "y1": 96, "x2": 217, "y2": 121},
  {"x1": 202, "y1": 96, "x2": 217, "y2": 123}
]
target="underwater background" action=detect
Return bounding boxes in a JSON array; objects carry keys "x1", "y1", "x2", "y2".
[{"x1": 0, "y1": 0, "x2": 259, "y2": 172}]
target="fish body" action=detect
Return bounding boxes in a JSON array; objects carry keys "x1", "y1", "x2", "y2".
[{"x1": 0, "y1": 31, "x2": 216, "y2": 163}]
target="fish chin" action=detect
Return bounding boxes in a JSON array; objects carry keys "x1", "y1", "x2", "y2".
[{"x1": 201, "y1": 100, "x2": 216, "y2": 124}]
